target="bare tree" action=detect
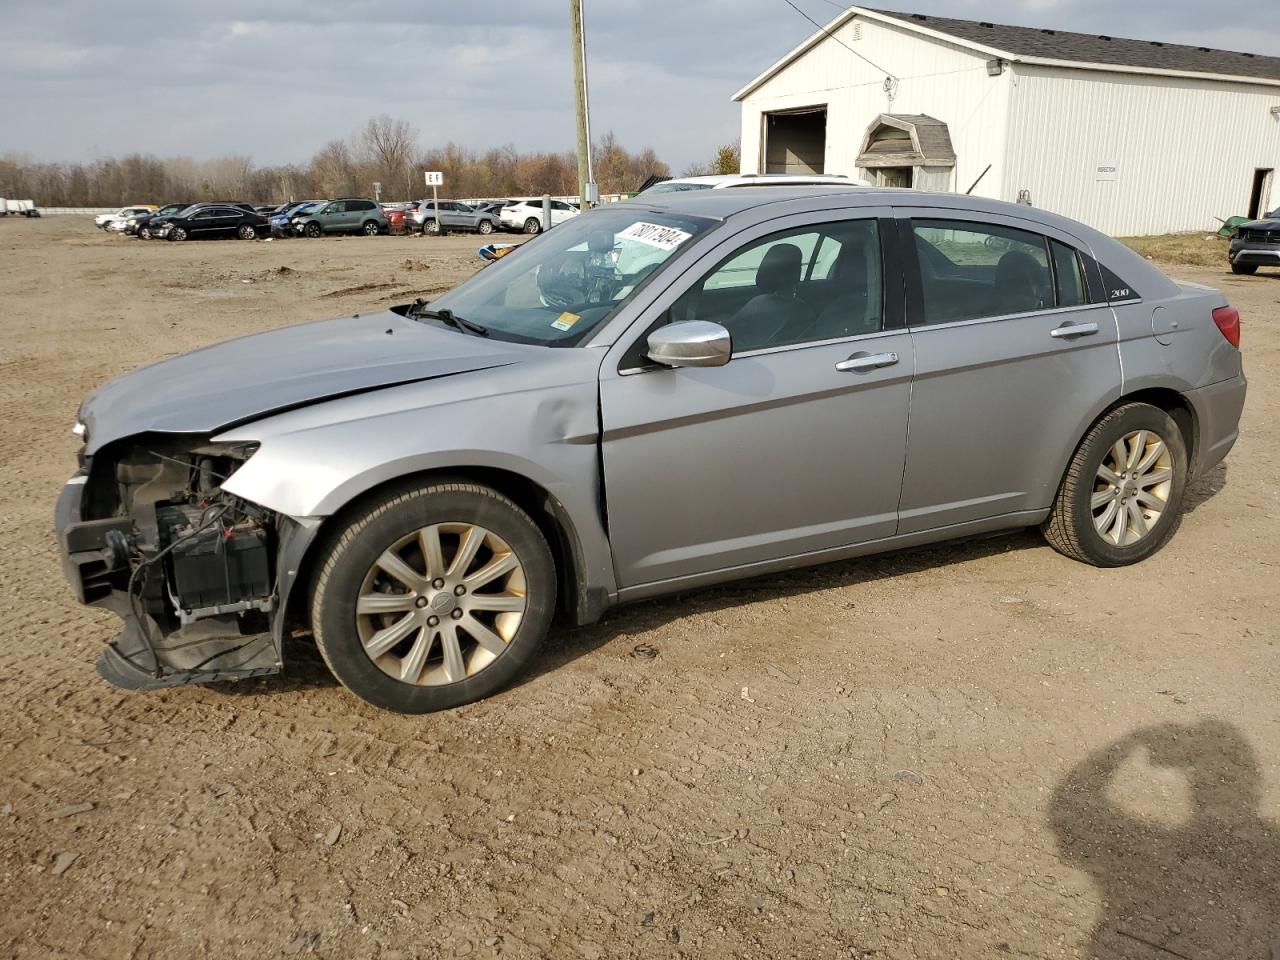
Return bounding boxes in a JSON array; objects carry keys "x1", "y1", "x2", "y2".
[{"x1": 358, "y1": 114, "x2": 419, "y2": 200}]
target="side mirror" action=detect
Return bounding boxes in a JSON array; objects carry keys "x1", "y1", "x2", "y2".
[{"x1": 646, "y1": 320, "x2": 732, "y2": 368}]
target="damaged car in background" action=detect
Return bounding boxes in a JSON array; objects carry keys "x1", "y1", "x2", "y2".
[{"x1": 57, "y1": 189, "x2": 1245, "y2": 713}]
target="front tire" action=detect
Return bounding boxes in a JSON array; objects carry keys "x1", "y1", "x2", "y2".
[
  {"x1": 310, "y1": 482, "x2": 556, "y2": 713},
  {"x1": 238, "y1": 224, "x2": 256, "y2": 240},
  {"x1": 139, "y1": 226, "x2": 152, "y2": 240},
  {"x1": 304, "y1": 221, "x2": 322, "y2": 238},
  {"x1": 363, "y1": 220, "x2": 380, "y2": 236},
  {"x1": 1042, "y1": 403, "x2": 1187, "y2": 566},
  {"x1": 169, "y1": 226, "x2": 187, "y2": 242},
  {"x1": 478, "y1": 219, "x2": 494, "y2": 235},
  {"x1": 1231, "y1": 261, "x2": 1258, "y2": 275},
  {"x1": 523, "y1": 217, "x2": 542, "y2": 235}
]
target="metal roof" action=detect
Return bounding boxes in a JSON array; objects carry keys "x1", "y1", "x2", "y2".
[
  {"x1": 733, "y1": 5, "x2": 1280, "y2": 101},
  {"x1": 867, "y1": 8, "x2": 1280, "y2": 82},
  {"x1": 857, "y1": 114, "x2": 956, "y2": 167}
]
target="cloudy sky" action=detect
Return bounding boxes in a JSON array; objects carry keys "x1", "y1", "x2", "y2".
[{"x1": 3, "y1": 0, "x2": 1278, "y2": 171}]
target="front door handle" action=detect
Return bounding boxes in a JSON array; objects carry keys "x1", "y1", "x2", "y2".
[
  {"x1": 1050, "y1": 321, "x2": 1099, "y2": 339},
  {"x1": 835, "y1": 351, "x2": 899, "y2": 373}
]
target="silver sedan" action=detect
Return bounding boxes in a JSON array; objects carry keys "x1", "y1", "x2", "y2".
[{"x1": 56, "y1": 188, "x2": 1246, "y2": 712}]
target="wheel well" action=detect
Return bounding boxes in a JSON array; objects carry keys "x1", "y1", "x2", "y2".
[
  {"x1": 1112, "y1": 388, "x2": 1198, "y2": 471},
  {"x1": 285, "y1": 467, "x2": 587, "y2": 637}
]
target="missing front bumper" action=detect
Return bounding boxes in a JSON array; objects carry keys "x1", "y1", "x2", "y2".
[{"x1": 55, "y1": 472, "x2": 285, "y2": 690}]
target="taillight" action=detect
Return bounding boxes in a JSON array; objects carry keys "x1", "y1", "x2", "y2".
[{"x1": 1212, "y1": 305, "x2": 1241, "y2": 348}]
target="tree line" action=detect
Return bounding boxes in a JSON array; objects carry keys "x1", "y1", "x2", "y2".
[{"x1": 0, "y1": 113, "x2": 740, "y2": 206}]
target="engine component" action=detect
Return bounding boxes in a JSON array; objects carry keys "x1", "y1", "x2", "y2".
[{"x1": 156, "y1": 503, "x2": 272, "y2": 621}]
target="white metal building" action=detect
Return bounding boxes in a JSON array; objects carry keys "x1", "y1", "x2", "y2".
[{"x1": 733, "y1": 7, "x2": 1280, "y2": 235}]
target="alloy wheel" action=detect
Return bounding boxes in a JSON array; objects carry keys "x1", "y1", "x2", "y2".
[
  {"x1": 1091, "y1": 429, "x2": 1173, "y2": 546},
  {"x1": 355, "y1": 522, "x2": 527, "y2": 686},
  {"x1": 364, "y1": 221, "x2": 379, "y2": 236}
]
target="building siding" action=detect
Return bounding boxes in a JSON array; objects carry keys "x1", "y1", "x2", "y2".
[
  {"x1": 739, "y1": 14, "x2": 1280, "y2": 236},
  {"x1": 1004, "y1": 64, "x2": 1280, "y2": 235},
  {"x1": 739, "y1": 15, "x2": 1012, "y2": 199}
]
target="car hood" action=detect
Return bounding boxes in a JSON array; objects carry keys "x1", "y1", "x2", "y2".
[
  {"x1": 79, "y1": 309, "x2": 527, "y2": 454},
  {"x1": 1239, "y1": 217, "x2": 1280, "y2": 231}
]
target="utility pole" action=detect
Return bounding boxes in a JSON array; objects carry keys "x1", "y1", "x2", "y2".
[{"x1": 569, "y1": 0, "x2": 597, "y2": 208}]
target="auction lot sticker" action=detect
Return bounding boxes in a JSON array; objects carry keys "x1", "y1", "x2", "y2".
[{"x1": 619, "y1": 221, "x2": 693, "y2": 251}]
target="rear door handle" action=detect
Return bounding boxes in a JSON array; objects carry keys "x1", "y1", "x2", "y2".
[
  {"x1": 835, "y1": 351, "x2": 899, "y2": 373},
  {"x1": 1050, "y1": 321, "x2": 1099, "y2": 339}
]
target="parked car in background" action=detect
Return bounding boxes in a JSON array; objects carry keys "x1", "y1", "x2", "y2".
[
  {"x1": 54, "y1": 188, "x2": 1245, "y2": 713},
  {"x1": 291, "y1": 198, "x2": 388, "y2": 237},
  {"x1": 382, "y1": 205, "x2": 408, "y2": 233},
  {"x1": 1229, "y1": 211, "x2": 1280, "y2": 275},
  {"x1": 635, "y1": 173, "x2": 869, "y2": 196},
  {"x1": 472, "y1": 200, "x2": 510, "y2": 218},
  {"x1": 411, "y1": 199, "x2": 500, "y2": 235},
  {"x1": 95, "y1": 206, "x2": 157, "y2": 230},
  {"x1": 127, "y1": 203, "x2": 196, "y2": 238},
  {"x1": 266, "y1": 201, "x2": 319, "y2": 237},
  {"x1": 498, "y1": 197, "x2": 579, "y2": 234},
  {"x1": 150, "y1": 205, "x2": 268, "y2": 241}
]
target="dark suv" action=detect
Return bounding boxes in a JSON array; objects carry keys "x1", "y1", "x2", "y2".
[
  {"x1": 1229, "y1": 211, "x2": 1280, "y2": 275},
  {"x1": 292, "y1": 198, "x2": 388, "y2": 237}
]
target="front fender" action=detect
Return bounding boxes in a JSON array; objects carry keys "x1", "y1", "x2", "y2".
[{"x1": 215, "y1": 367, "x2": 617, "y2": 605}]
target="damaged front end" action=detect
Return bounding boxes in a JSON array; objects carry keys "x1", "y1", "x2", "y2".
[{"x1": 55, "y1": 433, "x2": 295, "y2": 690}]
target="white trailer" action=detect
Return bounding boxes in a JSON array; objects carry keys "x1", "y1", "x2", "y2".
[{"x1": 1, "y1": 199, "x2": 40, "y2": 217}]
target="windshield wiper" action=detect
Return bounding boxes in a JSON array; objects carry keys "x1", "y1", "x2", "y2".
[{"x1": 409, "y1": 301, "x2": 488, "y2": 337}]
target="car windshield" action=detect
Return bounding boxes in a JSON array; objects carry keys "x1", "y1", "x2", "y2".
[
  {"x1": 423, "y1": 208, "x2": 716, "y2": 346},
  {"x1": 639, "y1": 182, "x2": 715, "y2": 195}
]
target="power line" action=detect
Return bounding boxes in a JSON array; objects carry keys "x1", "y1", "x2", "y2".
[{"x1": 778, "y1": 0, "x2": 898, "y2": 80}]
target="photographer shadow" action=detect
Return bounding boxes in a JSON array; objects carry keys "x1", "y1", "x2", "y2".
[{"x1": 1050, "y1": 720, "x2": 1280, "y2": 958}]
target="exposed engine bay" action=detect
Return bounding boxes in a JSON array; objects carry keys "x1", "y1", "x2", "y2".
[{"x1": 60, "y1": 437, "x2": 286, "y2": 688}]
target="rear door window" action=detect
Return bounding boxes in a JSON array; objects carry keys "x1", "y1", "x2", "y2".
[
  {"x1": 910, "y1": 220, "x2": 1055, "y2": 324},
  {"x1": 1051, "y1": 240, "x2": 1087, "y2": 307}
]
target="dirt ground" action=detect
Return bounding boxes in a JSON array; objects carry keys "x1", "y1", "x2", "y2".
[{"x1": 1, "y1": 216, "x2": 1278, "y2": 960}]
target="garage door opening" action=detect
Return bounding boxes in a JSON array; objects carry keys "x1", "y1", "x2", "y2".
[{"x1": 763, "y1": 107, "x2": 827, "y2": 174}]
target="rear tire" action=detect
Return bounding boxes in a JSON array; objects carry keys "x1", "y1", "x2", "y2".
[
  {"x1": 1042, "y1": 402, "x2": 1187, "y2": 567},
  {"x1": 310, "y1": 481, "x2": 556, "y2": 713},
  {"x1": 238, "y1": 224, "x2": 256, "y2": 240},
  {"x1": 363, "y1": 220, "x2": 379, "y2": 236},
  {"x1": 1231, "y1": 261, "x2": 1258, "y2": 275},
  {"x1": 478, "y1": 219, "x2": 494, "y2": 235},
  {"x1": 424, "y1": 219, "x2": 440, "y2": 236},
  {"x1": 524, "y1": 218, "x2": 542, "y2": 235}
]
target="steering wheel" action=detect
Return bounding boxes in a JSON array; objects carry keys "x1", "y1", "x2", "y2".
[{"x1": 538, "y1": 247, "x2": 621, "y2": 310}]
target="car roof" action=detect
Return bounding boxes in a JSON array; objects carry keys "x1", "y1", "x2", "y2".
[
  {"x1": 662, "y1": 174, "x2": 857, "y2": 188},
  {"x1": 626, "y1": 185, "x2": 1068, "y2": 229}
]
